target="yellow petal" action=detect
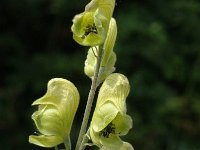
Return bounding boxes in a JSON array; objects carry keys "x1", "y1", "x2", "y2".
[
  {"x1": 101, "y1": 18, "x2": 117, "y2": 67},
  {"x1": 112, "y1": 114, "x2": 133, "y2": 136},
  {"x1": 99, "y1": 142, "x2": 134, "y2": 150},
  {"x1": 29, "y1": 135, "x2": 63, "y2": 148},
  {"x1": 120, "y1": 142, "x2": 134, "y2": 150},
  {"x1": 32, "y1": 105, "x2": 64, "y2": 137},
  {"x1": 31, "y1": 78, "x2": 79, "y2": 136},
  {"x1": 85, "y1": 0, "x2": 116, "y2": 27},
  {"x1": 91, "y1": 102, "x2": 118, "y2": 132},
  {"x1": 96, "y1": 73, "x2": 130, "y2": 112}
]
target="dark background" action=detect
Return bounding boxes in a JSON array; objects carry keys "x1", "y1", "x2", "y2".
[{"x1": 0, "y1": 0, "x2": 200, "y2": 149}]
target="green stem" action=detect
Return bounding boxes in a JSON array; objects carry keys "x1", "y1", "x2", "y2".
[
  {"x1": 79, "y1": 129, "x2": 90, "y2": 150},
  {"x1": 64, "y1": 135, "x2": 71, "y2": 150},
  {"x1": 75, "y1": 45, "x2": 104, "y2": 150},
  {"x1": 55, "y1": 146, "x2": 59, "y2": 150}
]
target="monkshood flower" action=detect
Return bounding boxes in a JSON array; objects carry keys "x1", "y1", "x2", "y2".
[
  {"x1": 71, "y1": 9, "x2": 107, "y2": 46},
  {"x1": 89, "y1": 73, "x2": 133, "y2": 150},
  {"x1": 84, "y1": 18, "x2": 117, "y2": 82},
  {"x1": 29, "y1": 78, "x2": 79, "y2": 148},
  {"x1": 71, "y1": 0, "x2": 116, "y2": 46}
]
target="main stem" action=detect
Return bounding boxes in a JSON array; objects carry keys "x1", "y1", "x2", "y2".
[{"x1": 75, "y1": 45, "x2": 104, "y2": 150}]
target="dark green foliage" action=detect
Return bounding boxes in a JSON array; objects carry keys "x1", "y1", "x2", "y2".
[{"x1": 0, "y1": 0, "x2": 200, "y2": 149}]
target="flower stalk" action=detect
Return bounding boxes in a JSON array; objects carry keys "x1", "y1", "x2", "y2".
[
  {"x1": 75, "y1": 45, "x2": 104, "y2": 150},
  {"x1": 64, "y1": 135, "x2": 71, "y2": 150}
]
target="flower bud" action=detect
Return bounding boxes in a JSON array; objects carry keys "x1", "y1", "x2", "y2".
[
  {"x1": 84, "y1": 47, "x2": 97, "y2": 78},
  {"x1": 99, "y1": 51, "x2": 116, "y2": 82},
  {"x1": 90, "y1": 73, "x2": 133, "y2": 149},
  {"x1": 84, "y1": 46, "x2": 116, "y2": 83},
  {"x1": 29, "y1": 78, "x2": 79, "y2": 147}
]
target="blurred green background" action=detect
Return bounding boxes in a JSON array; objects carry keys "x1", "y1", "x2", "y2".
[{"x1": 0, "y1": 0, "x2": 200, "y2": 149}]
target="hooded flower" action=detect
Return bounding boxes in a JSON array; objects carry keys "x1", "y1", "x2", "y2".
[
  {"x1": 89, "y1": 73, "x2": 133, "y2": 150},
  {"x1": 71, "y1": 0, "x2": 116, "y2": 46},
  {"x1": 71, "y1": 9, "x2": 107, "y2": 46},
  {"x1": 29, "y1": 78, "x2": 79, "y2": 148}
]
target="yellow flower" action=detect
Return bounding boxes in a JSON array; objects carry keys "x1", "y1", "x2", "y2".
[
  {"x1": 71, "y1": 9, "x2": 107, "y2": 46},
  {"x1": 71, "y1": 0, "x2": 116, "y2": 46},
  {"x1": 29, "y1": 78, "x2": 79, "y2": 147},
  {"x1": 90, "y1": 73, "x2": 133, "y2": 149}
]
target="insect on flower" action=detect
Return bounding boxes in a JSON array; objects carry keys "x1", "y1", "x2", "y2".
[
  {"x1": 82, "y1": 23, "x2": 98, "y2": 39},
  {"x1": 99, "y1": 122, "x2": 116, "y2": 138}
]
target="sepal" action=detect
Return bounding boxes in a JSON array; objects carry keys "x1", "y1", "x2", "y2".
[
  {"x1": 29, "y1": 135, "x2": 63, "y2": 148},
  {"x1": 85, "y1": 0, "x2": 116, "y2": 31},
  {"x1": 101, "y1": 18, "x2": 117, "y2": 67},
  {"x1": 99, "y1": 142, "x2": 134, "y2": 150}
]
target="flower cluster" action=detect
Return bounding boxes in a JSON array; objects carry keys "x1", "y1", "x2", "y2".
[{"x1": 29, "y1": 0, "x2": 134, "y2": 149}]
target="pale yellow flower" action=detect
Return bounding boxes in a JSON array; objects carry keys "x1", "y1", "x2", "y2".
[
  {"x1": 29, "y1": 78, "x2": 79, "y2": 147},
  {"x1": 90, "y1": 73, "x2": 133, "y2": 150}
]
